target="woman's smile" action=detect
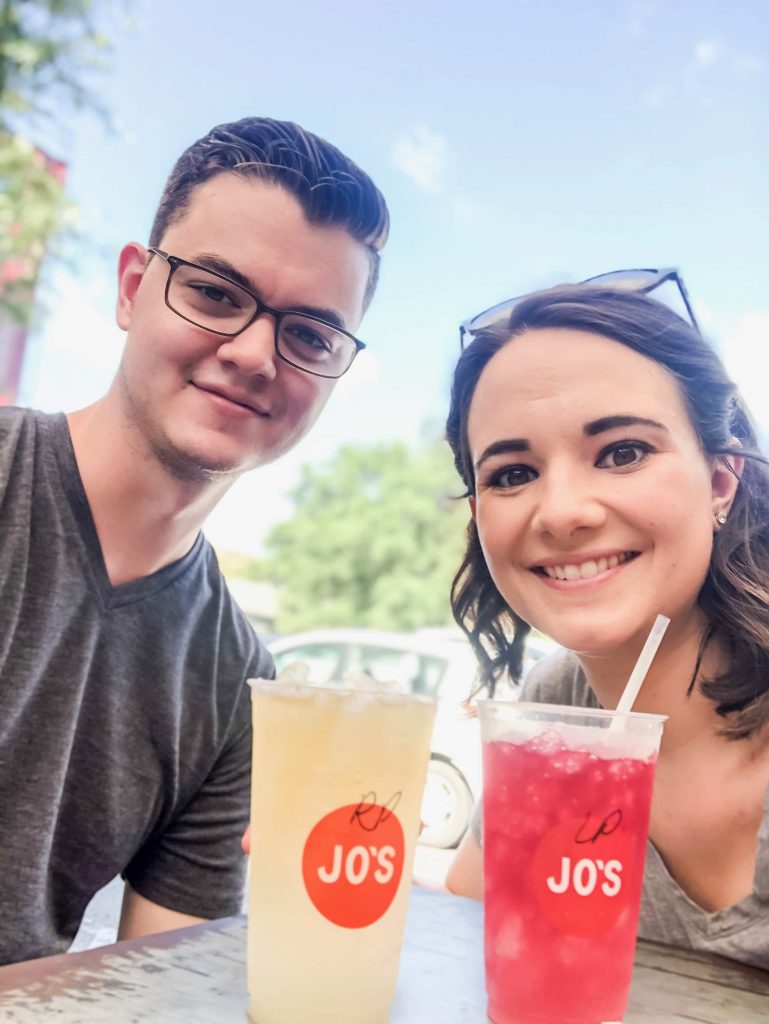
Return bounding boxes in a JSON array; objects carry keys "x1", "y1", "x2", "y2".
[{"x1": 531, "y1": 550, "x2": 640, "y2": 585}]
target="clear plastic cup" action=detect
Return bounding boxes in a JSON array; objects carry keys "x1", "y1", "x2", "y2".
[
  {"x1": 247, "y1": 678, "x2": 436, "y2": 1024},
  {"x1": 478, "y1": 701, "x2": 665, "y2": 1024}
]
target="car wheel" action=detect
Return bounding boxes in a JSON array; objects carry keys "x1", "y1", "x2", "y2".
[{"x1": 419, "y1": 756, "x2": 474, "y2": 849}]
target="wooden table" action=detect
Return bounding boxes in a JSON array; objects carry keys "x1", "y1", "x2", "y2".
[{"x1": 0, "y1": 887, "x2": 766, "y2": 1022}]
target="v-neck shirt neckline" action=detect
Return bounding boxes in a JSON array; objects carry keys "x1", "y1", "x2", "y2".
[
  {"x1": 642, "y1": 780, "x2": 769, "y2": 938},
  {"x1": 47, "y1": 412, "x2": 204, "y2": 610}
]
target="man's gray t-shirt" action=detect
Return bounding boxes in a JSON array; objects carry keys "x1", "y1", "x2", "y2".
[
  {"x1": 0, "y1": 407, "x2": 273, "y2": 964},
  {"x1": 473, "y1": 649, "x2": 769, "y2": 968}
]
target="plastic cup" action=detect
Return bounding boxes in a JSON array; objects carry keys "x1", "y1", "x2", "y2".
[
  {"x1": 246, "y1": 679, "x2": 436, "y2": 1024},
  {"x1": 478, "y1": 701, "x2": 665, "y2": 1024}
]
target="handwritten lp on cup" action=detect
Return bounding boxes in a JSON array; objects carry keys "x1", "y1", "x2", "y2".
[{"x1": 477, "y1": 615, "x2": 670, "y2": 1024}]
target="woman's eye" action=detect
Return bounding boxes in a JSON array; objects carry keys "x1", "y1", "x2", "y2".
[
  {"x1": 488, "y1": 465, "x2": 537, "y2": 488},
  {"x1": 596, "y1": 442, "x2": 652, "y2": 469}
]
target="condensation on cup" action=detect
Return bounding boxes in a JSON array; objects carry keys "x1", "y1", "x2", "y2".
[
  {"x1": 246, "y1": 667, "x2": 437, "y2": 1024},
  {"x1": 478, "y1": 701, "x2": 665, "y2": 1024}
]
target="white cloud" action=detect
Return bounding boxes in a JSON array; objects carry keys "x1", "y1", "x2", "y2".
[
  {"x1": 642, "y1": 83, "x2": 670, "y2": 109},
  {"x1": 647, "y1": 37, "x2": 763, "y2": 107},
  {"x1": 392, "y1": 124, "x2": 448, "y2": 194},
  {"x1": 621, "y1": 0, "x2": 655, "y2": 38},
  {"x1": 683, "y1": 38, "x2": 723, "y2": 88},
  {"x1": 721, "y1": 310, "x2": 769, "y2": 436},
  {"x1": 686, "y1": 38, "x2": 764, "y2": 81},
  {"x1": 391, "y1": 124, "x2": 484, "y2": 227},
  {"x1": 693, "y1": 40, "x2": 720, "y2": 67},
  {"x1": 733, "y1": 54, "x2": 764, "y2": 76}
]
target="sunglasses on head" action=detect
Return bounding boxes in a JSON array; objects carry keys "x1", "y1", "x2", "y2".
[{"x1": 459, "y1": 267, "x2": 699, "y2": 349}]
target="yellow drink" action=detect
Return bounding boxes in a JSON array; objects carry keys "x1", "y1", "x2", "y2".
[{"x1": 247, "y1": 681, "x2": 436, "y2": 1024}]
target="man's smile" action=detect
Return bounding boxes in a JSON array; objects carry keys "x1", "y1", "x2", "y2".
[{"x1": 191, "y1": 381, "x2": 271, "y2": 418}]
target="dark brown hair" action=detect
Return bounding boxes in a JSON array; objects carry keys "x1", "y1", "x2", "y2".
[
  {"x1": 149, "y1": 117, "x2": 389, "y2": 308},
  {"x1": 446, "y1": 285, "x2": 769, "y2": 739}
]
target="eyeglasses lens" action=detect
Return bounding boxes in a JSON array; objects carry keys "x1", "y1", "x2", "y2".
[
  {"x1": 277, "y1": 315, "x2": 354, "y2": 377},
  {"x1": 640, "y1": 277, "x2": 693, "y2": 325},
  {"x1": 581, "y1": 269, "x2": 692, "y2": 324},
  {"x1": 169, "y1": 264, "x2": 256, "y2": 334},
  {"x1": 168, "y1": 264, "x2": 356, "y2": 377}
]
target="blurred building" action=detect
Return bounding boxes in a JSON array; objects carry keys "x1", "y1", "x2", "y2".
[
  {"x1": 0, "y1": 310, "x2": 27, "y2": 406},
  {"x1": 0, "y1": 145, "x2": 67, "y2": 406}
]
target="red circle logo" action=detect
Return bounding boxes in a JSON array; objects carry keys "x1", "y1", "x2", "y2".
[
  {"x1": 302, "y1": 802, "x2": 405, "y2": 928},
  {"x1": 530, "y1": 815, "x2": 635, "y2": 936}
]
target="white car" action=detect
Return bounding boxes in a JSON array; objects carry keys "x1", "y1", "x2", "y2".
[{"x1": 267, "y1": 628, "x2": 482, "y2": 849}]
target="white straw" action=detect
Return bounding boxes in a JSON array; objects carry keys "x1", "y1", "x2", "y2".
[{"x1": 615, "y1": 614, "x2": 671, "y2": 715}]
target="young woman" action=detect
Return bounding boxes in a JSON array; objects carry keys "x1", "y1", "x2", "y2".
[{"x1": 443, "y1": 280, "x2": 769, "y2": 966}]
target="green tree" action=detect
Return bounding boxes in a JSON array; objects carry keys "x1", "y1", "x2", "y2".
[
  {"x1": 262, "y1": 438, "x2": 469, "y2": 633},
  {"x1": 0, "y1": 0, "x2": 110, "y2": 324}
]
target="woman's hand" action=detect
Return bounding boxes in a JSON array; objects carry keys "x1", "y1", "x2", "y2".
[{"x1": 445, "y1": 830, "x2": 484, "y2": 900}]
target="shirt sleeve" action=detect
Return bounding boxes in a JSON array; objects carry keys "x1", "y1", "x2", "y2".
[
  {"x1": 123, "y1": 643, "x2": 274, "y2": 919},
  {"x1": 519, "y1": 647, "x2": 594, "y2": 705},
  {"x1": 122, "y1": 707, "x2": 252, "y2": 918}
]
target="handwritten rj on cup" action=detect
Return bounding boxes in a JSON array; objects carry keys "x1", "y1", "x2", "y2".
[{"x1": 246, "y1": 671, "x2": 436, "y2": 1024}]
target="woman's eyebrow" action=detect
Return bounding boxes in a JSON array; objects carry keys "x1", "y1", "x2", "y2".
[
  {"x1": 474, "y1": 438, "x2": 529, "y2": 473},
  {"x1": 473, "y1": 416, "x2": 669, "y2": 473},
  {"x1": 584, "y1": 415, "x2": 667, "y2": 437}
]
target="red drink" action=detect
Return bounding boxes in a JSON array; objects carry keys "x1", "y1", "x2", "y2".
[{"x1": 480, "y1": 707, "x2": 662, "y2": 1024}]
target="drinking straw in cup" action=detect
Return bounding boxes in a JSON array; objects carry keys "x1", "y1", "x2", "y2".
[{"x1": 478, "y1": 616, "x2": 669, "y2": 1024}]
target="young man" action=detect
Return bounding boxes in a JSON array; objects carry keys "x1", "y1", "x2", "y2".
[{"x1": 0, "y1": 118, "x2": 389, "y2": 964}]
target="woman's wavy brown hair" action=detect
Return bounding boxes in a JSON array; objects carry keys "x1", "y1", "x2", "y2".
[{"x1": 446, "y1": 285, "x2": 769, "y2": 739}]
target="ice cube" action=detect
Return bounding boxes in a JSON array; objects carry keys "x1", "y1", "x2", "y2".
[
  {"x1": 274, "y1": 661, "x2": 312, "y2": 684},
  {"x1": 492, "y1": 914, "x2": 524, "y2": 961},
  {"x1": 552, "y1": 751, "x2": 587, "y2": 775},
  {"x1": 337, "y1": 670, "x2": 405, "y2": 694},
  {"x1": 530, "y1": 728, "x2": 564, "y2": 756}
]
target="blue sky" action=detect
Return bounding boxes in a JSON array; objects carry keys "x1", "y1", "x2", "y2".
[{"x1": 20, "y1": 0, "x2": 769, "y2": 554}]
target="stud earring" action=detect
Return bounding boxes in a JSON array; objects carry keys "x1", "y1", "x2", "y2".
[{"x1": 715, "y1": 512, "x2": 728, "y2": 526}]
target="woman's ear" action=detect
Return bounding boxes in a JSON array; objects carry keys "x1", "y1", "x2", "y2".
[
  {"x1": 711, "y1": 450, "x2": 744, "y2": 521},
  {"x1": 469, "y1": 496, "x2": 477, "y2": 521}
]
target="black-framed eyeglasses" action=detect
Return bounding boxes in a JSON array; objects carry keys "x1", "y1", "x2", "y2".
[
  {"x1": 459, "y1": 267, "x2": 700, "y2": 349},
  {"x1": 148, "y1": 248, "x2": 365, "y2": 379}
]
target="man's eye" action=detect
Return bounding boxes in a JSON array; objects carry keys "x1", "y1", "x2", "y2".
[
  {"x1": 487, "y1": 465, "x2": 537, "y2": 488},
  {"x1": 596, "y1": 442, "x2": 652, "y2": 469},
  {"x1": 284, "y1": 323, "x2": 333, "y2": 353},
  {"x1": 298, "y1": 328, "x2": 329, "y2": 350},
  {"x1": 192, "y1": 283, "x2": 239, "y2": 307}
]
